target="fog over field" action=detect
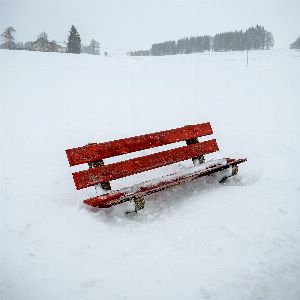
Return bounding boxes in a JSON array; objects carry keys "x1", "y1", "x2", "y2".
[{"x1": 1, "y1": 1, "x2": 300, "y2": 300}]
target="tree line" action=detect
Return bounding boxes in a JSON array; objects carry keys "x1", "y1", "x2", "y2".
[
  {"x1": 214, "y1": 26, "x2": 273, "y2": 51},
  {"x1": 0, "y1": 25, "x2": 101, "y2": 55},
  {"x1": 129, "y1": 25, "x2": 274, "y2": 56}
]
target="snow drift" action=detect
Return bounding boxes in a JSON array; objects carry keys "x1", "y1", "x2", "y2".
[{"x1": 1, "y1": 49, "x2": 300, "y2": 300}]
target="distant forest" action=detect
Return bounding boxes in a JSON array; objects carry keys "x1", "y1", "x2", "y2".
[
  {"x1": 290, "y1": 37, "x2": 300, "y2": 49},
  {"x1": 129, "y1": 25, "x2": 274, "y2": 56}
]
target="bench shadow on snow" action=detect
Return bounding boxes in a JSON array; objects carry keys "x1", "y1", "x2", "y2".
[{"x1": 86, "y1": 169, "x2": 256, "y2": 225}]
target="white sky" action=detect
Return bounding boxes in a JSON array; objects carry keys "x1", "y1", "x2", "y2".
[{"x1": 1, "y1": 0, "x2": 300, "y2": 51}]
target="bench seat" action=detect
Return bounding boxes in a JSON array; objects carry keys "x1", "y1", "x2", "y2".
[{"x1": 83, "y1": 158, "x2": 246, "y2": 208}]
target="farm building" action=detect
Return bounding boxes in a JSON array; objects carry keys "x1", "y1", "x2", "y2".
[{"x1": 32, "y1": 38, "x2": 66, "y2": 53}]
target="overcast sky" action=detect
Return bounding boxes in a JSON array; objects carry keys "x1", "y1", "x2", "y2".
[{"x1": 1, "y1": 0, "x2": 299, "y2": 51}]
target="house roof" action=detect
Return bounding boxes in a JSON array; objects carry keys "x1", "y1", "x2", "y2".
[{"x1": 32, "y1": 38, "x2": 57, "y2": 46}]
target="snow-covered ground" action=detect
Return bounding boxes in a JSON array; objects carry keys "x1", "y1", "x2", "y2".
[{"x1": 1, "y1": 49, "x2": 300, "y2": 300}]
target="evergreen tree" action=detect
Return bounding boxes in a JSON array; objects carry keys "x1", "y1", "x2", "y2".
[
  {"x1": 67, "y1": 25, "x2": 81, "y2": 54},
  {"x1": 24, "y1": 41, "x2": 33, "y2": 50},
  {"x1": 14, "y1": 42, "x2": 24, "y2": 50},
  {"x1": 265, "y1": 31, "x2": 274, "y2": 49},
  {"x1": 1, "y1": 27, "x2": 16, "y2": 49}
]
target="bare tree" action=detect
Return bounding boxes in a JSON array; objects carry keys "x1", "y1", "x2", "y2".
[
  {"x1": 1, "y1": 27, "x2": 16, "y2": 49},
  {"x1": 37, "y1": 32, "x2": 48, "y2": 41},
  {"x1": 89, "y1": 39, "x2": 100, "y2": 55}
]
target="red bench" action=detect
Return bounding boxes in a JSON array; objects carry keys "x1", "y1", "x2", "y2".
[{"x1": 66, "y1": 123, "x2": 246, "y2": 212}]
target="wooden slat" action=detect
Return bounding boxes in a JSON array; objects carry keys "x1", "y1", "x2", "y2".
[
  {"x1": 83, "y1": 158, "x2": 247, "y2": 208},
  {"x1": 72, "y1": 139, "x2": 219, "y2": 190},
  {"x1": 66, "y1": 123, "x2": 212, "y2": 166}
]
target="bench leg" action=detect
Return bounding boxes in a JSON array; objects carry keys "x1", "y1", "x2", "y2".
[
  {"x1": 219, "y1": 165, "x2": 239, "y2": 183},
  {"x1": 125, "y1": 196, "x2": 145, "y2": 214},
  {"x1": 134, "y1": 196, "x2": 145, "y2": 212}
]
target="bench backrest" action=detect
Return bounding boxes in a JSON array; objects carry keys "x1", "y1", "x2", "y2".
[{"x1": 66, "y1": 122, "x2": 219, "y2": 190}]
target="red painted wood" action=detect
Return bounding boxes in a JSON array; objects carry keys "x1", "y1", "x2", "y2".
[
  {"x1": 83, "y1": 158, "x2": 247, "y2": 208},
  {"x1": 73, "y1": 139, "x2": 219, "y2": 190},
  {"x1": 66, "y1": 123, "x2": 212, "y2": 166}
]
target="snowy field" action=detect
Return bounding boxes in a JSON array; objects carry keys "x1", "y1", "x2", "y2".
[{"x1": 1, "y1": 49, "x2": 300, "y2": 300}]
